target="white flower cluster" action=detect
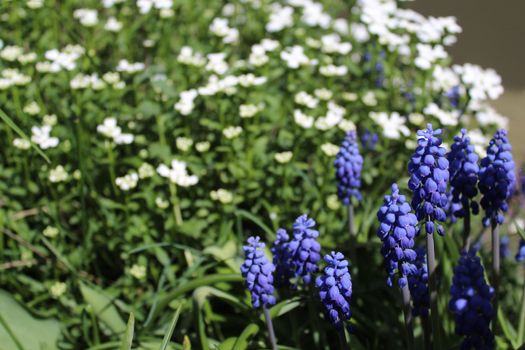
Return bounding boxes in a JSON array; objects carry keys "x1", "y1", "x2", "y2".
[
  {"x1": 210, "y1": 18, "x2": 239, "y2": 44},
  {"x1": 0, "y1": 69, "x2": 31, "y2": 89},
  {"x1": 31, "y1": 125, "x2": 59, "y2": 149},
  {"x1": 97, "y1": 118, "x2": 134, "y2": 144},
  {"x1": 210, "y1": 188, "x2": 234, "y2": 204},
  {"x1": 369, "y1": 112, "x2": 410, "y2": 139},
  {"x1": 116, "y1": 172, "x2": 139, "y2": 191},
  {"x1": 37, "y1": 45, "x2": 84, "y2": 72},
  {"x1": 73, "y1": 8, "x2": 98, "y2": 27},
  {"x1": 157, "y1": 160, "x2": 198, "y2": 187}
]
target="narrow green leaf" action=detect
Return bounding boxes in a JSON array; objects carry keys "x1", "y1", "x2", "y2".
[
  {"x1": 231, "y1": 324, "x2": 259, "y2": 350},
  {"x1": 0, "y1": 108, "x2": 50, "y2": 163},
  {"x1": 235, "y1": 209, "x2": 275, "y2": 239},
  {"x1": 159, "y1": 306, "x2": 182, "y2": 350},
  {"x1": 79, "y1": 283, "x2": 126, "y2": 334},
  {"x1": 119, "y1": 313, "x2": 135, "y2": 350}
]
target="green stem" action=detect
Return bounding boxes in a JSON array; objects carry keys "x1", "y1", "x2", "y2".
[
  {"x1": 517, "y1": 268, "x2": 525, "y2": 346},
  {"x1": 491, "y1": 220, "x2": 500, "y2": 333},
  {"x1": 338, "y1": 329, "x2": 350, "y2": 350},
  {"x1": 169, "y1": 183, "x2": 183, "y2": 226},
  {"x1": 426, "y1": 232, "x2": 441, "y2": 350},
  {"x1": 401, "y1": 285, "x2": 415, "y2": 350},
  {"x1": 106, "y1": 143, "x2": 118, "y2": 196},
  {"x1": 263, "y1": 306, "x2": 278, "y2": 350}
]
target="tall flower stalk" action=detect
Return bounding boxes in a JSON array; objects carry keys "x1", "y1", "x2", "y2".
[
  {"x1": 447, "y1": 129, "x2": 480, "y2": 250},
  {"x1": 335, "y1": 130, "x2": 363, "y2": 237},
  {"x1": 240, "y1": 236, "x2": 278, "y2": 350},
  {"x1": 408, "y1": 123, "x2": 449, "y2": 349},
  {"x1": 478, "y1": 129, "x2": 515, "y2": 327}
]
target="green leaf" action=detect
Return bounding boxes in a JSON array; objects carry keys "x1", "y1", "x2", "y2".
[
  {"x1": 119, "y1": 313, "x2": 135, "y2": 350},
  {"x1": 159, "y1": 306, "x2": 182, "y2": 350},
  {"x1": 80, "y1": 283, "x2": 127, "y2": 334},
  {"x1": 0, "y1": 108, "x2": 50, "y2": 163},
  {"x1": 0, "y1": 289, "x2": 60, "y2": 349},
  {"x1": 231, "y1": 323, "x2": 259, "y2": 350},
  {"x1": 235, "y1": 209, "x2": 275, "y2": 239}
]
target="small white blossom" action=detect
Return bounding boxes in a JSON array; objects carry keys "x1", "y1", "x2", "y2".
[
  {"x1": 314, "y1": 88, "x2": 333, "y2": 100},
  {"x1": 0, "y1": 46, "x2": 23, "y2": 61},
  {"x1": 43, "y1": 226, "x2": 59, "y2": 238},
  {"x1": 155, "y1": 196, "x2": 169, "y2": 209},
  {"x1": 31, "y1": 125, "x2": 59, "y2": 149},
  {"x1": 210, "y1": 188, "x2": 234, "y2": 204},
  {"x1": 43, "y1": 114, "x2": 58, "y2": 126},
  {"x1": 266, "y1": 4, "x2": 294, "y2": 32},
  {"x1": 206, "y1": 53, "x2": 229, "y2": 75},
  {"x1": 177, "y1": 46, "x2": 206, "y2": 66},
  {"x1": 176, "y1": 137, "x2": 194, "y2": 151},
  {"x1": 97, "y1": 117, "x2": 134, "y2": 144},
  {"x1": 129, "y1": 264, "x2": 146, "y2": 279},
  {"x1": 319, "y1": 64, "x2": 348, "y2": 77},
  {"x1": 157, "y1": 159, "x2": 199, "y2": 187},
  {"x1": 295, "y1": 92, "x2": 318, "y2": 108},
  {"x1": 454, "y1": 63, "x2": 503, "y2": 101},
  {"x1": 13, "y1": 138, "x2": 31, "y2": 150},
  {"x1": 50, "y1": 282, "x2": 67, "y2": 298},
  {"x1": 105, "y1": 17, "x2": 123, "y2": 32},
  {"x1": 293, "y1": 109, "x2": 314, "y2": 129},
  {"x1": 240, "y1": 104, "x2": 262, "y2": 118},
  {"x1": 222, "y1": 126, "x2": 242, "y2": 139},
  {"x1": 369, "y1": 112, "x2": 410, "y2": 139},
  {"x1": 476, "y1": 105, "x2": 508, "y2": 129},
  {"x1": 321, "y1": 143, "x2": 340, "y2": 156},
  {"x1": 138, "y1": 163, "x2": 155, "y2": 179},
  {"x1": 274, "y1": 151, "x2": 293, "y2": 163},
  {"x1": 49, "y1": 165, "x2": 68, "y2": 183},
  {"x1": 116, "y1": 172, "x2": 139, "y2": 191},
  {"x1": 362, "y1": 91, "x2": 377, "y2": 106},
  {"x1": 23, "y1": 102, "x2": 40, "y2": 115},
  {"x1": 174, "y1": 89, "x2": 198, "y2": 115},
  {"x1": 423, "y1": 103, "x2": 459, "y2": 126},
  {"x1": 281, "y1": 46, "x2": 310, "y2": 69},
  {"x1": 116, "y1": 59, "x2": 145, "y2": 73},
  {"x1": 73, "y1": 9, "x2": 98, "y2": 27}
]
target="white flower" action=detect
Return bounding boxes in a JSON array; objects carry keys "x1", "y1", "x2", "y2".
[
  {"x1": 209, "y1": 18, "x2": 239, "y2": 43},
  {"x1": 453, "y1": 63, "x2": 503, "y2": 101},
  {"x1": 137, "y1": 0, "x2": 173, "y2": 14},
  {"x1": 274, "y1": 151, "x2": 293, "y2": 163},
  {"x1": 1, "y1": 69, "x2": 31, "y2": 87},
  {"x1": 295, "y1": 92, "x2": 318, "y2": 108},
  {"x1": 362, "y1": 91, "x2": 377, "y2": 106},
  {"x1": 223, "y1": 126, "x2": 242, "y2": 139},
  {"x1": 176, "y1": 137, "x2": 193, "y2": 151},
  {"x1": 129, "y1": 264, "x2": 146, "y2": 279},
  {"x1": 105, "y1": 17, "x2": 123, "y2": 32},
  {"x1": 41, "y1": 45, "x2": 84, "y2": 72},
  {"x1": 408, "y1": 113, "x2": 425, "y2": 125},
  {"x1": 97, "y1": 117, "x2": 134, "y2": 144},
  {"x1": 13, "y1": 138, "x2": 31, "y2": 150},
  {"x1": 415, "y1": 44, "x2": 447, "y2": 70},
  {"x1": 31, "y1": 125, "x2": 59, "y2": 149},
  {"x1": 314, "y1": 88, "x2": 333, "y2": 100},
  {"x1": 50, "y1": 282, "x2": 67, "y2": 298},
  {"x1": 266, "y1": 4, "x2": 294, "y2": 32},
  {"x1": 138, "y1": 163, "x2": 155, "y2": 179},
  {"x1": 157, "y1": 159, "x2": 199, "y2": 187},
  {"x1": 43, "y1": 226, "x2": 59, "y2": 238},
  {"x1": 103, "y1": 0, "x2": 125, "y2": 7},
  {"x1": 432, "y1": 65, "x2": 460, "y2": 91},
  {"x1": 43, "y1": 114, "x2": 58, "y2": 126},
  {"x1": 293, "y1": 109, "x2": 314, "y2": 129},
  {"x1": 73, "y1": 9, "x2": 98, "y2": 27},
  {"x1": 476, "y1": 105, "x2": 508, "y2": 129},
  {"x1": 369, "y1": 112, "x2": 410, "y2": 139},
  {"x1": 351, "y1": 23, "x2": 370, "y2": 43},
  {"x1": 300, "y1": 1, "x2": 331, "y2": 28},
  {"x1": 321, "y1": 143, "x2": 339, "y2": 156},
  {"x1": 177, "y1": 46, "x2": 205, "y2": 66},
  {"x1": 49, "y1": 165, "x2": 68, "y2": 183},
  {"x1": 240, "y1": 104, "x2": 261, "y2": 118},
  {"x1": 326, "y1": 194, "x2": 341, "y2": 210},
  {"x1": 23, "y1": 102, "x2": 40, "y2": 115},
  {"x1": 319, "y1": 64, "x2": 348, "y2": 77},
  {"x1": 0, "y1": 46, "x2": 23, "y2": 61},
  {"x1": 155, "y1": 196, "x2": 169, "y2": 209},
  {"x1": 320, "y1": 34, "x2": 352, "y2": 54},
  {"x1": 70, "y1": 73, "x2": 106, "y2": 90},
  {"x1": 27, "y1": 0, "x2": 44, "y2": 9},
  {"x1": 174, "y1": 89, "x2": 198, "y2": 115},
  {"x1": 18, "y1": 52, "x2": 37, "y2": 64},
  {"x1": 116, "y1": 172, "x2": 139, "y2": 191},
  {"x1": 116, "y1": 59, "x2": 145, "y2": 73},
  {"x1": 238, "y1": 73, "x2": 267, "y2": 87},
  {"x1": 423, "y1": 103, "x2": 459, "y2": 126},
  {"x1": 206, "y1": 53, "x2": 229, "y2": 75},
  {"x1": 281, "y1": 46, "x2": 310, "y2": 69},
  {"x1": 339, "y1": 119, "x2": 356, "y2": 132},
  {"x1": 195, "y1": 141, "x2": 211, "y2": 153},
  {"x1": 210, "y1": 188, "x2": 234, "y2": 204}
]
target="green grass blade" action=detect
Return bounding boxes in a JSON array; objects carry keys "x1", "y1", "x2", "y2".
[
  {"x1": 0, "y1": 108, "x2": 50, "y2": 163},
  {"x1": 0, "y1": 313, "x2": 26, "y2": 350},
  {"x1": 119, "y1": 313, "x2": 135, "y2": 350},
  {"x1": 159, "y1": 306, "x2": 182, "y2": 350},
  {"x1": 231, "y1": 323, "x2": 259, "y2": 350}
]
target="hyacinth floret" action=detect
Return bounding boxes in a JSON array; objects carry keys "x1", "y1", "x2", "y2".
[
  {"x1": 376, "y1": 183, "x2": 418, "y2": 288},
  {"x1": 478, "y1": 129, "x2": 516, "y2": 226},
  {"x1": 447, "y1": 129, "x2": 480, "y2": 218},
  {"x1": 271, "y1": 228, "x2": 293, "y2": 287},
  {"x1": 315, "y1": 251, "x2": 353, "y2": 330},
  {"x1": 516, "y1": 239, "x2": 525, "y2": 263},
  {"x1": 408, "y1": 247, "x2": 430, "y2": 317},
  {"x1": 288, "y1": 214, "x2": 321, "y2": 284},
  {"x1": 449, "y1": 250, "x2": 494, "y2": 350},
  {"x1": 335, "y1": 130, "x2": 363, "y2": 205},
  {"x1": 240, "y1": 236, "x2": 276, "y2": 308},
  {"x1": 408, "y1": 123, "x2": 449, "y2": 235}
]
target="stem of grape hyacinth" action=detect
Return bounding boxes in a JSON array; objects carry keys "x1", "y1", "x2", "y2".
[
  {"x1": 426, "y1": 232, "x2": 441, "y2": 350},
  {"x1": 169, "y1": 183, "x2": 183, "y2": 226},
  {"x1": 518, "y1": 268, "x2": 525, "y2": 345},
  {"x1": 463, "y1": 204, "x2": 471, "y2": 250},
  {"x1": 337, "y1": 329, "x2": 350, "y2": 350},
  {"x1": 491, "y1": 220, "x2": 500, "y2": 331},
  {"x1": 401, "y1": 285, "x2": 415, "y2": 350},
  {"x1": 263, "y1": 306, "x2": 278, "y2": 350},
  {"x1": 422, "y1": 315, "x2": 432, "y2": 350},
  {"x1": 348, "y1": 205, "x2": 354, "y2": 237}
]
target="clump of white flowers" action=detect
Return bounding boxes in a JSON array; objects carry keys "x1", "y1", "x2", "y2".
[
  {"x1": 43, "y1": 226, "x2": 59, "y2": 238},
  {"x1": 49, "y1": 165, "x2": 69, "y2": 183},
  {"x1": 321, "y1": 143, "x2": 340, "y2": 156},
  {"x1": 97, "y1": 118, "x2": 134, "y2": 145},
  {"x1": 210, "y1": 189, "x2": 234, "y2": 204},
  {"x1": 222, "y1": 126, "x2": 242, "y2": 139},
  {"x1": 49, "y1": 282, "x2": 67, "y2": 298},
  {"x1": 157, "y1": 160, "x2": 199, "y2": 187},
  {"x1": 176, "y1": 137, "x2": 194, "y2": 152},
  {"x1": 115, "y1": 172, "x2": 139, "y2": 191},
  {"x1": 31, "y1": 125, "x2": 59, "y2": 149},
  {"x1": 129, "y1": 264, "x2": 146, "y2": 279},
  {"x1": 275, "y1": 151, "x2": 293, "y2": 164}
]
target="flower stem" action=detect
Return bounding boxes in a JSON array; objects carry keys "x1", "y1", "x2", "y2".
[
  {"x1": 463, "y1": 203, "x2": 471, "y2": 251},
  {"x1": 401, "y1": 285, "x2": 415, "y2": 350},
  {"x1": 348, "y1": 204, "x2": 354, "y2": 237},
  {"x1": 422, "y1": 314, "x2": 432, "y2": 350},
  {"x1": 426, "y1": 232, "x2": 441, "y2": 350},
  {"x1": 263, "y1": 306, "x2": 278, "y2": 350},
  {"x1": 491, "y1": 220, "x2": 500, "y2": 332},
  {"x1": 338, "y1": 328, "x2": 350, "y2": 350},
  {"x1": 169, "y1": 182, "x2": 183, "y2": 226},
  {"x1": 106, "y1": 143, "x2": 118, "y2": 196}
]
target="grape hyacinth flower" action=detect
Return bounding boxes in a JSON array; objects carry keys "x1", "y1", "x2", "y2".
[
  {"x1": 449, "y1": 250, "x2": 494, "y2": 350},
  {"x1": 478, "y1": 129, "x2": 516, "y2": 227},
  {"x1": 447, "y1": 129, "x2": 480, "y2": 249},
  {"x1": 335, "y1": 130, "x2": 363, "y2": 236},
  {"x1": 316, "y1": 251, "x2": 352, "y2": 347},
  {"x1": 240, "y1": 236, "x2": 278, "y2": 350},
  {"x1": 288, "y1": 214, "x2": 321, "y2": 285},
  {"x1": 376, "y1": 184, "x2": 418, "y2": 288},
  {"x1": 361, "y1": 129, "x2": 379, "y2": 151},
  {"x1": 408, "y1": 123, "x2": 449, "y2": 348},
  {"x1": 516, "y1": 239, "x2": 525, "y2": 263},
  {"x1": 271, "y1": 228, "x2": 293, "y2": 287},
  {"x1": 478, "y1": 129, "x2": 515, "y2": 324},
  {"x1": 408, "y1": 247, "x2": 430, "y2": 318}
]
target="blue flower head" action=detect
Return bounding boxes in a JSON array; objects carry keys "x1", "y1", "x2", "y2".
[
  {"x1": 271, "y1": 228, "x2": 293, "y2": 287},
  {"x1": 408, "y1": 247, "x2": 430, "y2": 317},
  {"x1": 361, "y1": 129, "x2": 379, "y2": 151},
  {"x1": 335, "y1": 130, "x2": 363, "y2": 205},
  {"x1": 516, "y1": 239, "x2": 525, "y2": 263},
  {"x1": 377, "y1": 183, "x2": 418, "y2": 288},
  {"x1": 447, "y1": 129, "x2": 480, "y2": 218},
  {"x1": 446, "y1": 85, "x2": 461, "y2": 108},
  {"x1": 500, "y1": 235, "x2": 510, "y2": 259},
  {"x1": 449, "y1": 250, "x2": 494, "y2": 350},
  {"x1": 315, "y1": 251, "x2": 353, "y2": 330},
  {"x1": 408, "y1": 123, "x2": 449, "y2": 235},
  {"x1": 240, "y1": 236, "x2": 276, "y2": 308},
  {"x1": 478, "y1": 129, "x2": 516, "y2": 226},
  {"x1": 288, "y1": 214, "x2": 321, "y2": 285}
]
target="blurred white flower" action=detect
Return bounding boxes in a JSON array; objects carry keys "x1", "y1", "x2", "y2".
[
  {"x1": 240, "y1": 104, "x2": 262, "y2": 118},
  {"x1": 157, "y1": 160, "x2": 199, "y2": 187},
  {"x1": 50, "y1": 282, "x2": 67, "y2": 298},
  {"x1": 176, "y1": 137, "x2": 194, "y2": 151},
  {"x1": 138, "y1": 163, "x2": 155, "y2": 179},
  {"x1": 362, "y1": 91, "x2": 377, "y2": 106},
  {"x1": 40, "y1": 45, "x2": 84, "y2": 72},
  {"x1": 222, "y1": 126, "x2": 242, "y2": 139},
  {"x1": 454, "y1": 63, "x2": 503, "y2": 101},
  {"x1": 129, "y1": 264, "x2": 146, "y2": 279},
  {"x1": 13, "y1": 138, "x2": 31, "y2": 150},
  {"x1": 195, "y1": 141, "x2": 211, "y2": 153},
  {"x1": 294, "y1": 109, "x2": 314, "y2": 129},
  {"x1": 210, "y1": 18, "x2": 239, "y2": 44},
  {"x1": 415, "y1": 44, "x2": 447, "y2": 70},
  {"x1": 314, "y1": 88, "x2": 333, "y2": 100},
  {"x1": 73, "y1": 9, "x2": 98, "y2": 27},
  {"x1": 326, "y1": 194, "x2": 341, "y2": 210},
  {"x1": 274, "y1": 151, "x2": 293, "y2": 163},
  {"x1": 423, "y1": 103, "x2": 459, "y2": 126},
  {"x1": 339, "y1": 119, "x2": 356, "y2": 132},
  {"x1": 137, "y1": 0, "x2": 173, "y2": 14},
  {"x1": 43, "y1": 226, "x2": 59, "y2": 238},
  {"x1": 295, "y1": 92, "x2": 318, "y2": 108},
  {"x1": 174, "y1": 89, "x2": 198, "y2": 115},
  {"x1": 281, "y1": 46, "x2": 310, "y2": 69},
  {"x1": 49, "y1": 165, "x2": 68, "y2": 183},
  {"x1": 206, "y1": 53, "x2": 229, "y2": 75},
  {"x1": 105, "y1": 17, "x2": 123, "y2": 32},
  {"x1": 155, "y1": 196, "x2": 169, "y2": 209},
  {"x1": 238, "y1": 73, "x2": 267, "y2": 87},
  {"x1": 31, "y1": 125, "x2": 59, "y2": 149},
  {"x1": 177, "y1": 46, "x2": 205, "y2": 66},
  {"x1": 321, "y1": 34, "x2": 352, "y2": 54},
  {"x1": 0, "y1": 46, "x2": 23, "y2": 61},
  {"x1": 116, "y1": 59, "x2": 145, "y2": 73},
  {"x1": 97, "y1": 117, "x2": 134, "y2": 144},
  {"x1": 27, "y1": 0, "x2": 44, "y2": 9},
  {"x1": 476, "y1": 105, "x2": 508, "y2": 129},
  {"x1": 468, "y1": 129, "x2": 488, "y2": 157},
  {"x1": 116, "y1": 172, "x2": 139, "y2": 191},
  {"x1": 319, "y1": 64, "x2": 348, "y2": 77},
  {"x1": 321, "y1": 143, "x2": 339, "y2": 156},
  {"x1": 266, "y1": 4, "x2": 294, "y2": 32},
  {"x1": 210, "y1": 188, "x2": 234, "y2": 204},
  {"x1": 0, "y1": 69, "x2": 31, "y2": 88},
  {"x1": 43, "y1": 114, "x2": 58, "y2": 126},
  {"x1": 369, "y1": 112, "x2": 410, "y2": 139},
  {"x1": 23, "y1": 102, "x2": 40, "y2": 115}
]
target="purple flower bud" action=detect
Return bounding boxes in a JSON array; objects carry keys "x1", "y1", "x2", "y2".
[{"x1": 335, "y1": 131, "x2": 363, "y2": 205}]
